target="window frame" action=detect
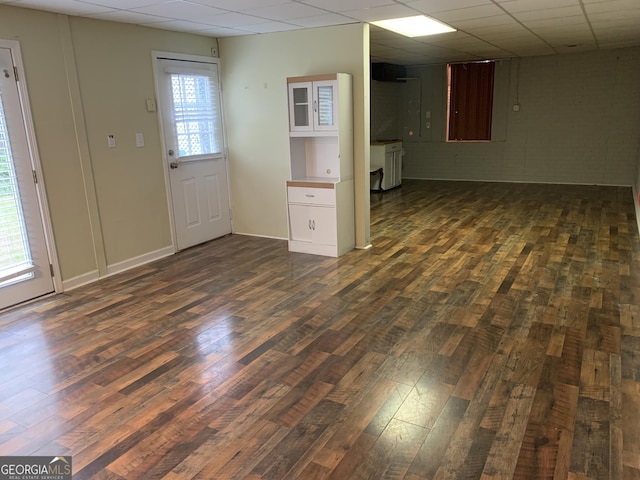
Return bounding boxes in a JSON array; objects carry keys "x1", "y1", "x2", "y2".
[{"x1": 446, "y1": 61, "x2": 495, "y2": 142}]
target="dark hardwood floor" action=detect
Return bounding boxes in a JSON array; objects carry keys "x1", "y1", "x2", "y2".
[{"x1": 1, "y1": 179, "x2": 640, "y2": 479}]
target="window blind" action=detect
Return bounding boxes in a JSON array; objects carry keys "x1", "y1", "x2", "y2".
[
  {"x1": 448, "y1": 62, "x2": 495, "y2": 141},
  {"x1": 169, "y1": 67, "x2": 224, "y2": 159}
]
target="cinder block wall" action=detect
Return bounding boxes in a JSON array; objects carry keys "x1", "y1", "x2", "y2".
[
  {"x1": 372, "y1": 47, "x2": 640, "y2": 187},
  {"x1": 370, "y1": 80, "x2": 401, "y2": 142}
]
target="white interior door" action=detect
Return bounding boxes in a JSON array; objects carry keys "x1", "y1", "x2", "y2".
[
  {"x1": 0, "y1": 46, "x2": 54, "y2": 309},
  {"x1": 155, "y1": 55, "x2": 231, "y2": 251}
]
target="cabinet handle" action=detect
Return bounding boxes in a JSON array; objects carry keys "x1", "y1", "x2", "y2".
[
  {"x1": 314, "y1": 100, "x2": 317, "y2": 112},
  {"x1": 312, "y1": 220, "x2": 316, "y2": 230},
  {"x1": 305, "y1": 194, "x2": 315, "y2": 198},
  {"x1": 308, "y1": 219, "x2": 312, "y2": 230}
]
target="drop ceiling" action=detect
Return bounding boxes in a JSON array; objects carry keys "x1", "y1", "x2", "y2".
[{"x1": 2, "y1": 0, "x2": 639, "y2": 65}]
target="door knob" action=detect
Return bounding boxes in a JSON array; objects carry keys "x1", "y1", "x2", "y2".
[
  {"x1": 170, "y1": 162, "x2": 179, "y2": 169},
  {"x1": 168, "y1": 149, "x2": 175, "y2": 156}
]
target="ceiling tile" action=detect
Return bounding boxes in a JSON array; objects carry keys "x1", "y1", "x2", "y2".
[
  {"x1": 132, "y1": 1, "x2": 226, "y2": 21},
  {"x1": 404, "y1": 0, "x2": 492, "y2": 14},
  {"x1": 88, "y1": 10, "x2": 168, "y2": 23},
  {"x1": 144, "y1": 19, "x2": 215, "y2": 31},
  {"x1": 507, "y1": 45, "x2": 557, "y2": 55},
  {"x1": 340, "y1": 3, "x2": 416, "y2": 22},
  {"x1": 431, "y1": 4, "x2": 505, "y2": 22},
  {"x1": 497, "y1": 0, "x2": 579, "y2": 13},
  {"x1": 277, "y1": 12, "x2": 355, "y2": 27},
  {"x1": 243, "y1": 2, "x2": 327, "y2": 21},
  {"x1": 300, "y1": 0, "x2": 393, "y2": 12},
  {"x1": 198, "y1": 12, "x2": 265, "y2": 27},
  {"x1": 238, "y1": 21, "x2": 301, "y2": 33},
  {"x1": 190, "y1": 0, "x2": 287, "y2": 9},
  {"x1": 191, "y1": 25, "x2": 248, "y2": 36},
  {"x1": 450, "y1": 14, "x2": 520, "y2": 30},
  {"x1": 2, "y1": 0, "x2": 640, "y2": 65},
  {"x1": 7, "y1": 0, "x2": 114, "y2": 15},
  {"x1": 511, "y1": 5, "x2": 584, "y2": 21},
  {"x1": 81, "y1": 0, "x2": 163, "y2": 8},
  {"x1": 583, "y1": 0, "x2": 639, "y2": 6}
]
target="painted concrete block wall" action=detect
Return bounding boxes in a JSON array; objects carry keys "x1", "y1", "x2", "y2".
[
  {"x1": 400, "y1": 47, "x2": 640, "y2": 186},
  {"x1": 371, "y1": 80, "x2": 401, "y2": 141}
]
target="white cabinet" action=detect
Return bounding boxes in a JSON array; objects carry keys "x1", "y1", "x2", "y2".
[
  {"x1": 288, "y1": 204, "x2": 336, "y2": 246},
  {"x1": 287, "y1": 183, "x2": 353, "y2": 257},
  {"x1": 371, "y1": 141, "x2": 402, "y2": 190},
  {"x1": 288, "y1": 78, "x2": 338, "y2": 133},
  {"x1": 286, "y1": 73, "x2": 354, "y2": 257}
]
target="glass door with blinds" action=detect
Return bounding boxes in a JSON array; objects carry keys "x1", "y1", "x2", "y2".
[
  {"x1": 154, "y1": 54, "x2": 231, "y2": 251},
  {"x1": 0, "y1": 45, "x2": 53, "y2": 310}
]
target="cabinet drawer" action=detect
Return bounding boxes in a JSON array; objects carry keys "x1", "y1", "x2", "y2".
[
  {"x1": 385, "y1": 142, "x2": 402, "y2": 153},
  {"x1": 288, "y1": 186, "x2": 336, "y2": 206}
]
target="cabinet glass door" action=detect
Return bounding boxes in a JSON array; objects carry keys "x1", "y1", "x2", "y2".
[
  {"x1": 313, "y1": 81, "x2": 337, "y2": 130},
  {"x1": 288, "y1": 82, "x2": 313, "y2": 131}
]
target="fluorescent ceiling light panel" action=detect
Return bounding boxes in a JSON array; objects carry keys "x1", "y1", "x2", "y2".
[{"x1": 371, "y1": 15, "x2": 456, "y2": 37}]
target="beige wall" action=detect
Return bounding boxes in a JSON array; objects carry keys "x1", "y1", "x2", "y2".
[
  {"x1": 2, "y1": 4, "x2": 372, "y2": 291},
  {"x1": 219, "y1": 24, "x2": 371, "y2": 248},
  {"x1": 0, "y1": 5, "x2": 217, "y2": 285},
  {"x1": 68, "y1": 17, "x2": 215, "y2": 269},
  {"x1": 0, "y1": 7, "x2": 96, "y2": 282}
]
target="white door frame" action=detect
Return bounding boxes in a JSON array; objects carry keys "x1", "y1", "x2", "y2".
[
  {"x1": 0, "y1": 39, "x2": 61, "y2": 295},
  {"x1": 151, "y1": 50, "x2": 233, "y2": 252}
]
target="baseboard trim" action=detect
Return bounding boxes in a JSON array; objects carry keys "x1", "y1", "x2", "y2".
[
  {"x1": 106, "y1": 246, "x2": 175, "y2": 276},
  {"x1": 61, "y1": 270, "x2": 100, "y2": 291},
  {"x1": 62, "y1": 246, "x2": 175, "y2": 292},
  {"x1": 232, "y1": 231, "x2": 288, "y2": 241},
  {"x1": 401, "y1": 176, "x2": 633, "y2": 188}
]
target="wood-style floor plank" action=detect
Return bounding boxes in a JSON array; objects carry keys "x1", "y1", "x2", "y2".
[{"x1": 1, "y1": 179, "x2": 639, "y2": 479}]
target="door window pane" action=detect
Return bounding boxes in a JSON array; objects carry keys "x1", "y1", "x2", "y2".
[
  {"x1": 0, "y1": 92, "x2": 33, "y2": 283},
  {"x1": 170, "y1": 71, "x2": 223, "y2": 157}
]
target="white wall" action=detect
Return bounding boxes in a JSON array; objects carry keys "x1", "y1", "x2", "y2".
[
  {"x1": 398, "y1": 47, "x2": 640, "y2": 186},
  {"x1": 219, "y1": 24, "x2": 371, "y2": 248}
]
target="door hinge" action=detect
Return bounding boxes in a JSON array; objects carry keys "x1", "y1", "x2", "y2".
[
  {"x1": 32, "y1": 170, "x2": 38, "y2": 184},
  {"x1": 49, "y1": 264, "x2": 54, "y2": 277},
  {"x1": 13, "y1": 66, "x2": 18, "y2": 81}
]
